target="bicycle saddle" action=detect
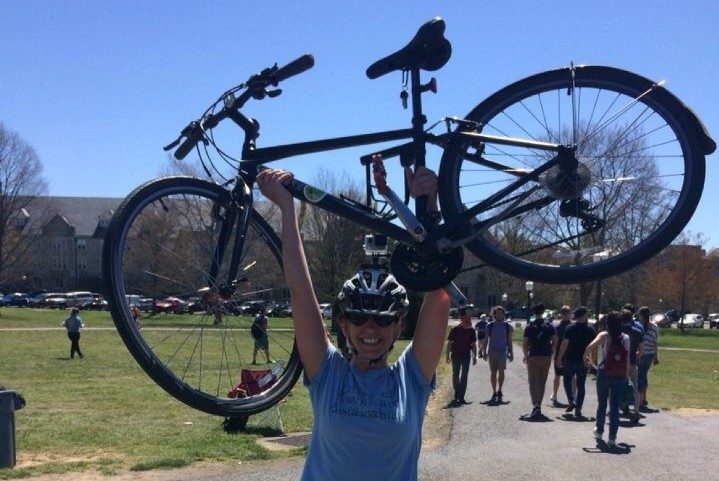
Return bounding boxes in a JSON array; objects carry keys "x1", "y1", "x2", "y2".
[{"x1": 366, "y1": 17, "x2": 452, "y2": 79}]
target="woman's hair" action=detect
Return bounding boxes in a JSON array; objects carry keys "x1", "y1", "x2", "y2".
[
  {"x1": 560, "y1": 305, "x2": 571, "y2": 314},
  {"x1": 71, "y1": 307, "x2": 80, "y2": 315},
  {"x1": 491, "y1": 305, "x2": 505, "y2": 317},
  {"x1": 637, "y1": 306, "x2": 651, "y2": 323},
  {"x1": 605, "y1": 311, "x2": 622, "y2": 340}
]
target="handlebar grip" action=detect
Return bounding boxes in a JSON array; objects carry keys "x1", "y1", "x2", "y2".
[
  {"x1": 174, "y1": 138, "x2": 197, "y2": 160},
  {"x1": 272, "y1": 54, "x2": 314, "y2": 83}
]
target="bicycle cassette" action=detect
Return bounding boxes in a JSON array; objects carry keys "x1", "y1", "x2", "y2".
[{"x1": 390, "y1": 244, "x2": 463, "y2": 292}]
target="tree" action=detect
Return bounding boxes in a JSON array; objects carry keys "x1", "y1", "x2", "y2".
[
  {"x1": 300, "y1": 169, "x2": 366, "y2": 302},
  {"x1": 639, "y1": 231, "x2": 717, "y2": 329},
  {"x1": 0, "y1": 123, "x2": 48, "y2": 289}
]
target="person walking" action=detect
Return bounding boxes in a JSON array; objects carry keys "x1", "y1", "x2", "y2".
[
  {"x1": 480, "y1": 305, "x2": 513, "y2": 403},
  {"x1": 620, "y1": 309, "x2": 644, "y2": 423},
  {"x1": 61, "y1": 307, "x2": 84, "y2": 359},
  {"x1": 251, "y1": 310, "x2": 271, "y2": 364},
  {"x1": 636, "y1": 306, "x2": 659, "y2": 409},
  {"x1": 556, "y1": 306, "x2": 596, "y2": 418},
  {"x1": 258, "y1": 166, "x2": 450, "y2": 481},
  {"x1": 550, "y1": 305, "x2": 572, "y2": 406},
  {"x1": 474, "y1": 313, "x2": 489, "y2": 359},
  {"x1": 522, "y1": 303, "x2": 557, "y2": 419},
  {"x1": 584, "y1": 311, "x2": 630, "y2": 448},
  {"x1": 446, "y1": 307, "x2": 478, "y2": 405}
]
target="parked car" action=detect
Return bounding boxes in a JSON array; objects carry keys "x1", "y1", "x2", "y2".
[
  {"x1": 449, "y1": 304, "x2": 475, "y2": 319},
  {"x1": 154, "y1": 297, "x2": 188, "y2": 314},
  {"x1": 239, "y1": 300, "x2": 267, "y2": 316},
  {"x1": 28, "y1": 292, "x2": 62, "y2": 308},
  {"x1": 45, "y1": 293, "x2": 69, "y2": 309},
  {"x1": 184, "y1": 297, "x2": 205, "y2": 313},
  {"x1": 0, "y1": 292, "x2": 31, "y2": 307},
  {"x1": 652, "y1": 312, "x2": 672, "y2": 328},
  {"x1": 86, "y1": 294, "x2": 108, "y2": 310},
  {"x1": 677, "y1": 313, "x2": 704, "y2": 329},
  {"x1": 266, "y1": 302, "x2": 290, "y2": 317},
  {"x1": 319, "y1": 303, "x2": 333, "y2": 319},
  {"x1": 707, "y1": 313, "x2": 719, "y2": 329},
  {"x1": 65, "y1": 291, "x2": 95, "y2": 309}
]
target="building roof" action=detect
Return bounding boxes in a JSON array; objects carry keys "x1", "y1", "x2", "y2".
[{"x1": 23, "y1": 196, "x2": 121, "y2": 237}]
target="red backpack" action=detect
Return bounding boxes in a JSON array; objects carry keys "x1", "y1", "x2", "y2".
[{"x1": 603, "y1": 335, "x2": 628, "y2": 377}]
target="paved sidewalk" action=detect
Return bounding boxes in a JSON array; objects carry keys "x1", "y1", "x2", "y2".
[{"x1": 155, "y1": 341, "x2": 717, "y2": 480}]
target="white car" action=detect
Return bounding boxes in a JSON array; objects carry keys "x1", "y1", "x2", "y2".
[
  {"x1": 677, "y1": 313, "x2": 704, "y2": 329},
  {"x1": 319, "y1": 303, "x2": 333, "y2": 319},
  {"x1": 707, "y1": 313, "x2": 719, "y2": 329}
]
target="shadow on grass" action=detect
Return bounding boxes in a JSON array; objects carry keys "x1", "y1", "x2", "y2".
[{"x1": 130, "y1": 458, "x2": 192, "y2": 471}]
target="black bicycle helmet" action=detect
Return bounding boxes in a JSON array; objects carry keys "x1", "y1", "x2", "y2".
[{"x1": 337, "y1": 267, "x2": 409, "y2": 318}]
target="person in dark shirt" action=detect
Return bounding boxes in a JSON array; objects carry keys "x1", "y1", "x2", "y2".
[
  {"x1": 522, "y1": 303, "x2": 557, "y2": 419},
  {"x1": 446, "y1": 308, "x2": 478, "y2": 405},
  {"x1": 550, "y1": 305, "x2": 572, "y2": 406},
  {"x1": 620, "y1": 309, "x2": 644, "y2": 423},
  {"x1": 557, "y1": 306, "x2": 596, "y2": 418}
]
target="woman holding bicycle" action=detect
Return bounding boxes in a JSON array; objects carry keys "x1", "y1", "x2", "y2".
[{"x1": 257, "y1": 166, "x2": 450, "y2": 481}]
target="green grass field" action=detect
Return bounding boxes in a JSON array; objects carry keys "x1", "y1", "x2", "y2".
[
  {"x1": 1, "y1": 308, "x2": 716, "y2": 478},
  {"x1": 0, "y1": 307, "x2": 413, "y2": 479}
]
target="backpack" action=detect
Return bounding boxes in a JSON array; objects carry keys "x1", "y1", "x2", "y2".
[
  {"x1": 528, "y1": 318, "x2": 551, "y2": 350},
  {"x1": 251, "y1": 317, "x2": 265, "y2": 340},
  {"x1": 603, "y1": 335, "x2": 628, "y2": 377}
]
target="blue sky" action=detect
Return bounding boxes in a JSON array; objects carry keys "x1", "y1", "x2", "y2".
[{"x1": 2, "y1": 0, "x2": 717, "y2": 247}]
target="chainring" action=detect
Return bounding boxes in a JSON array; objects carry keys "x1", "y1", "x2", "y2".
[{"x1": 390, "y1": 244, "x2": 463, "y2": 292}]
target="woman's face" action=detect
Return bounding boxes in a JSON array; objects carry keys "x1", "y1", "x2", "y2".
[{"x1": 340, "y1": 315, "x2": 402, "y2": 362}]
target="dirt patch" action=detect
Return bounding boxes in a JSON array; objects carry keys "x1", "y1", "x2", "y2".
[{"x1": 669, "y1": 407, "x2": 719, "y2": 417}]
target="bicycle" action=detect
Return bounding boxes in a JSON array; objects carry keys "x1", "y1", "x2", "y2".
[{"x1": 102, "y1": 17, "x2": 715, "y2": 417}]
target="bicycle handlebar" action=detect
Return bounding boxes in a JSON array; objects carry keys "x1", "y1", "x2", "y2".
[
  {"x1": 168, "y1": 54, "x2": 315, "y2": 160},
  {"x1": 271, "y1": 54, "x2": 314, "y2": 84}
]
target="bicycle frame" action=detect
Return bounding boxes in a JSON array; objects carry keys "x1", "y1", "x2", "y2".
[{"x1": 235, "y1": 127, "x2": 567, "y2": 248}]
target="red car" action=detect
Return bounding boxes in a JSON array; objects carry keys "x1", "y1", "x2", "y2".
[{"x1": 153, "y1": 297, "x2": 188, "y2": 314}]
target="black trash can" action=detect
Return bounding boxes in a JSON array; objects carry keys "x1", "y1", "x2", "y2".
[{"x1": 0, "y1": 390, "x2": 25, "y2": 469}]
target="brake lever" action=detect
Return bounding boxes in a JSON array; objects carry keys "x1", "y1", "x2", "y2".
[{"x1": 163, "y1": 134, "x2": 183, "y2": 151}]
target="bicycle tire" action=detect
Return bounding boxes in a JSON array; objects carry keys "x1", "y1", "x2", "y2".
[
  {"x1": 439, "y1": 65, "x2": 707, "y2": 283},
  {"x1": 103, "y1": 176, "x2": 302, "y2": 416}
]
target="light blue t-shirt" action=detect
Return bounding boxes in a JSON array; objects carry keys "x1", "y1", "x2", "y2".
[{"x1": 301, "y1": 344, "x2": 435, "y2": 481}]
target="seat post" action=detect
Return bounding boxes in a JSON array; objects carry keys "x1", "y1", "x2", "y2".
[{"x1": 409, "y1": 67, "x2": 429, "y2": 220}]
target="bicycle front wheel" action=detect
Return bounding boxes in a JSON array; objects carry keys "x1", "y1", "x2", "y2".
[
  {"x1": 439, "y1": 65, "x2": 707, "y2": 283},
  {"x1": 103, "y1": 177, "x2": 301, "y2": 416}
]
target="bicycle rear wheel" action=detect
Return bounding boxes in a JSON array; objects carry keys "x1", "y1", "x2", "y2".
[
  {"x1": 439, "y1": 65, "x2": 707, "y2": 283},
  {"x1": 103, "y1": 177, "x2": 301, "y2": 416}
]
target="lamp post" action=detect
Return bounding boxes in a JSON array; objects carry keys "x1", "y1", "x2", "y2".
[
  {"x1": 592, "y1": 251, "x2": 609, "y2": 322},
  {"x1": 525, "y1": 281, "x2": 534, "y2": 315},
  {"x1": 501, "y1": 292, "x2": 508, "y2": 308}
]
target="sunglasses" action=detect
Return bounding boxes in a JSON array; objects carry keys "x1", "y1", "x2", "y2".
[{"x1": 345, "y1": 311, "x2": 400, "y2": 327}]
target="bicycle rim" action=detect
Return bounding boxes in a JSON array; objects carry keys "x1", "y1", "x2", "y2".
[
  {"x1": 439, "y1": 65, "x2": 705, "y2": 283},
  {"x1": 102, "y1": 177, "x2": 301, "y2": 416}
]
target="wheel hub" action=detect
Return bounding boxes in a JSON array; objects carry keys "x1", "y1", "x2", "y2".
[
  {"x1": 541, "y1": 161, "x2": 591, "y2": 200},
  {"x1": 390, "y1": 244, "x2": 463, "y2": 292}
]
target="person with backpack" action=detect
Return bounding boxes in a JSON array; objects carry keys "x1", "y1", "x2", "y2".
[
  {"x1": 522, "y1": 303, "x2": 557, "y2": 419},
  {"x1": 61, "y1": 307, "x2": 85, "y2": 359},
  {"x1": 556, "y1": 306, "x2": 596, "y2": 418},
  {"x1": 550, "y1": 305, "x2": 572, "y2": 406},
  {"x1": 620, "y1": 308, "x2": 644, "y2": 423},
  {"x1": 584, "y1": 311, "x2": 630, "y2": 448},
  {"x1": 481, "y1": 305, "x2": 513, "y2": 403},
  {"x1": 251, "y1": 310, "x2": 271, "y2": 364},
  {"x1": 474, "y1": 313, "x2": 489, "y2": 359},
  {"x1": 636, "y1": 306, "x2": 659, "y2": 409}
]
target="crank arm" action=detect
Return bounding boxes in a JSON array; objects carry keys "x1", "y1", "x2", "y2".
[
  {"x1": 443, "y1": 281, "x2": 468, "y2": 308},
  {"x1": 372, "y1": 155, "x2": 426, "y2": 242}
]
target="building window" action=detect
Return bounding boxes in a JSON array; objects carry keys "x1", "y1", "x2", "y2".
[{"x1": 77, "y1": 239, "x2": 87, "y2": 250}]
